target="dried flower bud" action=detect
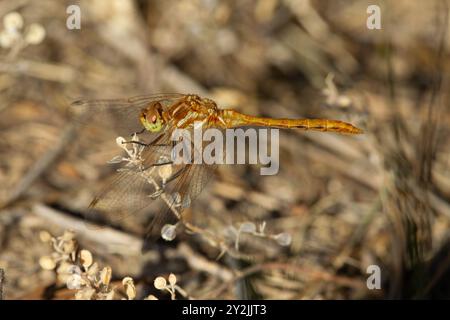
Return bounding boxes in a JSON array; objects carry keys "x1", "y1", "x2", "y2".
[
  {"x1": 3, "y1": 12, "x2": 23, "y2": 31},
  {"x1": 158, "y1": 164, "x2": 173, "y2": 183},
  {"x1": 39, "y1": 255, "x2": 56, "y2": 270},
  {"x1": 274, "y1": 232, "x2": 292, "y2": 246},
  {"x1": 99, "y1": 266, "x2": 112, "y2": 286},
  {"x1": 80, "y1": 249, "x2": 93, "y2": 268},
  {"x1": 154, "y1": 276, "x2": 167, "y2": 290},
  {"x1": 145, "y1": 294, "x2": 158, "y2": 300},
  {"x1": 161, "y1": 224, "x2": 177, "y2": 241},
  {"x1": 122, "y1": 277, "x2": 136, "y2": 300},
  {"x1": 24, "y1": 23, "x2": 45, "y2": 45},
  {"x1": 0, "y1": 30, "x2": 19, "y2": 48},
  {"x1": 39, "y1": 230, "x2": 52, "y2": 243},
  {"x1": 168, "y1": 273, "x2": 177, "y2": 286},
  {"x1": 116, "y1": 136, "x2": 126, "y2": 147}
]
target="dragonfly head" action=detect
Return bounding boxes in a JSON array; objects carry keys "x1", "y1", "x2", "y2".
[{"x1": 140, "y1": 102, "x2": 165, "y2": 132}]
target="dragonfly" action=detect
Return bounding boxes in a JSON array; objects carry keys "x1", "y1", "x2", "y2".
[{"x1": 72, "y1": 93, "x2": 363, "y2": 238}]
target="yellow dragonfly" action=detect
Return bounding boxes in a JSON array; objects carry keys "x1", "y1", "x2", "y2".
[{"x1": 72, "y1": 93, "x2": 362, "y2": 237}]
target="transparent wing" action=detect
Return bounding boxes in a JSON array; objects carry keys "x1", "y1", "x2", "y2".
[
  {"x1": 70, "y1": 93, "x2": 185, "y2": 138},
  {"x1": 84, "y1": 126, "x2": 218, "y2": 239},
  {"x1": 84, "y1": 132, "x2": 176, "y2": 226},
  {"x1": 144, "y1": 162, "x2": 217, "y2": 239},
  {"x1": 143, "y1": 127, "x2": 219, "y2": 238},
  {"x1": 85, "y1": 168, "x2": 157, "y2": 227}
]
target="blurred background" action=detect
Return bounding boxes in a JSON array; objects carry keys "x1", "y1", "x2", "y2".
[{"x1": 0, "y1": 0, "x2": 449, "y2": 299}]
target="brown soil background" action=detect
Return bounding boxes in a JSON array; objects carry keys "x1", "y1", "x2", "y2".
[{"x1": 0, "y1": 0, "x2": 449, "y2": 299}]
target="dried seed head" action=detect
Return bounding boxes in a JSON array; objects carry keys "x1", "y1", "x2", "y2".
[
  {"x1": 154, "y1": 276, "x2": 167, "y2": 290},
  {"x1": 161, "y1": 224, "x2": 177, "y2": 241},
  {"x1": 80, "y1": 249, "x2": 93, "y2": 269},
  {"x1": 158, "y1": 164, "x2": 173, "y2": 183},
  {"x1": 274, "y1": 232, "x2": 292, "y2": 246},
  {"x1": 3, "y1": 12, "x2": 23, "y2": 31},
  {"x1": 39, "y1": 230, "x2": 52, "y2": 243},
  {"x1": 122, "y1": 276, "x2": 133, "y2": 286},
  {"x1": 24, "y1": 23, "x2": 45, "y2": 45},
  {"x1": 116, "y1": 136, "x2": 126, "y2": 147},
  {"x1": 125, "y1": 287, "x2": 136, "y2": 300},
  {"x1": 99, "y1": 266, "x2": 112, "y2": 286},
  {"x1": 0, "y1": 31, "x2": 19, "y2": 48},
  {"x1": 39, "y1": 256, "x2": 56, "y2": 270},
  {"x1": 122, "y1": 277, "x2": 136, "y2": 300},
  {"x1": 168, "y1": 273, "x2": 177, "y2": 286}
]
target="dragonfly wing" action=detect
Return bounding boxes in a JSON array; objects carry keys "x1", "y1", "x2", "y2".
[
  {"x1": 144, "y1": 163, "x2": 217, "y2": 239},
  {"x1": 142, "y1": 128, "x2": 218, "y2": 238},
  {"x1": 83, "y1": 115, "x2": 219, "y2": 239},
  {"x1": 85, "y1": 168, "x2": 158, "y2": 227},
  {"x1": 84, "y1": 132, "x2": 176, "y2": 228},
  {"x1": 70, "y1": 93, "x2": 184, "y2": 138}
]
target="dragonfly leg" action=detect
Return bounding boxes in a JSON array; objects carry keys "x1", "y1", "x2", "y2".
[
  {"x1": 122, "y1": 140, "x2": 174, "y2": 149},
  {"x1": 122, "y1": 140, "x2": 150, "y2": 147},
  {"x1": 131, "y1": 128, "x2": 146, "y2": 136},
  {"x1": 148, "y1": 161, "x2": 173, "y2": 167},
  {"x1": 122, "y1": 133, "x2": 172, "y2": 148}
]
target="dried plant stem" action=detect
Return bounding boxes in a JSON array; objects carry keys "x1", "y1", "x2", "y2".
[
  {"x1": 182, "y1": 220, "x2": 252, "y2": 261},
  {"x1": 0, "y1": 59, "x2": 76, "y2": 83},
  {"x1": 201, "y1": 262, "x2": 366, "y2": 299},
  {"x1": 177, "y1": 243, "x2": 234, "y2": 281},
  {"x1": 32, "y1": 204, "x2": 142, "y2": 255},
  {"x1": 1, "y1": 123, "x2": 78, "y2": 209}
]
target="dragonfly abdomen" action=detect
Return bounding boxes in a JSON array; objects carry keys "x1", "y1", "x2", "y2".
[{"x1": 220, "y1": 110, "x2": 363, "y2": 134}]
